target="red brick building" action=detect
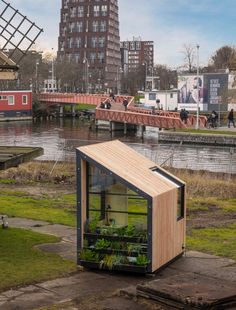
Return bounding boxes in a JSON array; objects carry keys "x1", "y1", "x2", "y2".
[
  {"x1": 58, "y1": 0, "x2": 121, "y2": 93},
  {"x1": 0, "y1": 90, "x2": 32, "y2": 120},
  {"x1": 120, "y1": 38, "x2": 154, "y2": 74}
]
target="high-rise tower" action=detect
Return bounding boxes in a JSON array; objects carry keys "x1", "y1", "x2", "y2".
[{"x1": 58, "y1": 0, "x2": 121, "y2": 93}]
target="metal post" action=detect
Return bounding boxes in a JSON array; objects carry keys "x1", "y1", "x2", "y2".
[
  {"x1": 83, "y1": 58, "x2": 89, "y2": 94},
  {"x1": 51, "y1": 48, "x2": 55, "y2": 93},
  {"x1": 196, "y1": 44, "x2": 200, "y2": 129},
  {"x1": 35, "y1": 61, "x2": 39, "y2": 93}
]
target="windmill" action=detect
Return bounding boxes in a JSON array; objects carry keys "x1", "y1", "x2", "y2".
[{"x1": 0, "y1": 0, "x2": 43, "y2": 80}]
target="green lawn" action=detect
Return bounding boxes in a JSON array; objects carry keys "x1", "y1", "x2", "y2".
[
  {"x1": 187, "y1": 224, "x2": 236, "y2": 260},
  {"x1": 0, "y1": 189, "x2": 76, "y2": 227},
  {"x1": 0, "y1": 227, "x2": 76, "y2": 291},
  {"x1": 64, "y1": 103, "x2": 96, "y2": 112}
]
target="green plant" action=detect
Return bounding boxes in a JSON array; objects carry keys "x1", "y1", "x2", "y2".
[
  {"x1": 79, "y1": 249, "x2": 98, "y2": 262},
  {"x1": 87, "y1": 219, "x2": 99, "y2": 233},
  {"x1": 127, "y1": 243, "x2": 142, "y2": 255},
  {"x1": 99, "y1": 255, "x2": 116, "y2": 270},
  {"x1": 136, "y1": 254, "x2": 150, "y2": 266},
  {"x1": 95, "y1": 238, "x2": 111, "y2": 250}
]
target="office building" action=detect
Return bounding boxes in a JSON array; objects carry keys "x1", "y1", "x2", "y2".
[
  {"x1": 120, "y1": 38, "x2": 154, "y2": 74},
  {"x1": 58, "y1": 0, "x2": 121, "y2": 92}
]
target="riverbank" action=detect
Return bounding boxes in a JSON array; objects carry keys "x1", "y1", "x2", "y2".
[
  {"x1": 160, "y1": 127, "x2": 236, "y2": 146},
  {"x1": 0, "y1": 161, "x2": 235, "y2": 259}
]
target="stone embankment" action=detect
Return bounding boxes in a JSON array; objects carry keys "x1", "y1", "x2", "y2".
[{"x1": 159, "y1": 131, "x2": 236, "y2": 147}]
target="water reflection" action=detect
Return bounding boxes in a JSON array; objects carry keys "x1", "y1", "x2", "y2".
[{"x1": 0, "y1": 119, "x2": 235, "y2": 174}]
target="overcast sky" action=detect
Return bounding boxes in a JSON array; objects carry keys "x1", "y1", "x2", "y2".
[{"x1": 5, "y1": 0, "x2": 236, "y2": 68}]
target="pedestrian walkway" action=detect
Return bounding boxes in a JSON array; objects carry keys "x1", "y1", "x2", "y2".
[{"x1": 1, "y1": 218, "x2": 235, "y2": 310}]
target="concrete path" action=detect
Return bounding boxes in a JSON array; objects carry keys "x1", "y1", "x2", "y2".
[{"x1": 1, "y1": 218, "x2": 235, "y2": 310}]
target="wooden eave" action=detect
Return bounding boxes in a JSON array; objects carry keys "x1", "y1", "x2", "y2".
[{"x1": 78, "y1": 140, "x2": 183, "y2": 198}]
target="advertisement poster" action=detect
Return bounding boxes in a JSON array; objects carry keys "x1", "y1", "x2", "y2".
[
  {"x1": 204, "y1": 74, "x2": 228, "y2": 105},
  {"x1": 178, "y1": 75, "x2": 204, "y2": 104},
  {"x1": 228, "y1": 74, "x2": 236, "y2": 90}
]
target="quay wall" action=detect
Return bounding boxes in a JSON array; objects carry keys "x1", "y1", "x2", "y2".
[{"x1": 158, "y1": 132, "x2": 236, "y2": 147}]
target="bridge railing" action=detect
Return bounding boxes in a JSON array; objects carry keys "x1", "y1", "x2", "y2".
[{"x1": 96, "y1": 108, "x2": 187, "y2": 129}]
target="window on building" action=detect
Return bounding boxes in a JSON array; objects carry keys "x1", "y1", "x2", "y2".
[
  {"x1": 77, "y1": 21, "x2": 83, "y2": 32},
  {"x1": 170, "y1": 93, "x2": 173, "y2": 99},
  {"x1": 93, "y1": 5, "x2": 100, "y2": 17},
  {"x1": 149, "y1": 93, "x2": 156, "y2": 101},
  {"x1": 22, "y1": 95, "x2": 28, "y2": 105},
  {"x1": 8, "y1": 95, "x2": 14, "y2": 105},
  {"x1": 101, "y1": 5, "x2": 108, "y2": 16},
  {"x1": 78, "y1": 6, "x2": 84, "y2": 17},
  {"x1": 90, "y1": 52, "x2": 96, "y2": 63},
  {"x1": 92, "y1": 21, "x2": 99, "y2": 32},
  {"x1": 100, "y1": 21, "x2": 106, "y2": 32},
  {"x1": 76, "y1": 37, "x2": 82, "y2": 48},
  {"x1": 98, "y1": 36, "x2": 105, "y2": 47},
  {"x1": 91, "y1": 37, "x2": 98, "y2": 48}
]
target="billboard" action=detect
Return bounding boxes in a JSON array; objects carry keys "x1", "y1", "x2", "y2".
[
  {"x1": 228, "y1": 74, "x2": 236, "y2": 90},
  {"x1": 178, "y1": 75, "x2": 204, "y2": 104},
  {"x1": 204, "y1": 74, "x2": 228, "y2": 105}
]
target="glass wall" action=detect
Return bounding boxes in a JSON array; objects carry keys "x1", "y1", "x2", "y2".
[
  {"x1": 87, "y1": 163, "x2": 148, "y2": 232},
  {"x1": 80, "y1": 162, "x2": 150, "y2": 272}
]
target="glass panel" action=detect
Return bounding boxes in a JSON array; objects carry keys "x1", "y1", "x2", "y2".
[{"x1": 82, "y1": 163, "x2": 149, "y2": 271}]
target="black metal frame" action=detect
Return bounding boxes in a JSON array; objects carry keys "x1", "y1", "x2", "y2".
[
  {"x1": 76, "y1": 149, "x2": 153, "y2": 273},
  {"x1": 0, "y1": 0, "x2": 43, "y2": 66}
]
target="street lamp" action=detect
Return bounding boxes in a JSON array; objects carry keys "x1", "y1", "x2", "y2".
[
  {"x1": 142, "y1": 61, "x2": 148, "y2": 91},
  {"x1": 35, "y1": 60, "x2": 39, "y2": 93},
  {"x1": 196, "y1": 44, "x2": 200, "y2": 130},
  {"x1": 116, "y1": 66, "x2": 123, "y2": 95},
  {"x1": 83, "y1": 58, "x2": 89, "y2": 93}
]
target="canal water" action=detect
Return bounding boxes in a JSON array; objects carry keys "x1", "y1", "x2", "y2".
[{"x1": 0, "y1": 119, "x2": 235, "y2": 174}]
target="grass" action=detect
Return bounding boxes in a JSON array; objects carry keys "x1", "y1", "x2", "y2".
[
  {"x1": 187, "y1": 224, "x2": 236, "y2": 260},
  {"x1": 64, "y1": 103, "x2": 96, "y2": 112},
  {"x1": 0, "y1": 189, "x2": 76, "y2": 227},
  {"x1": 0, "y1": 227, "x2": 76, "y2": 292},
  {"x1": 1, "y1": 162, "x2": 236, "y2": 262}
]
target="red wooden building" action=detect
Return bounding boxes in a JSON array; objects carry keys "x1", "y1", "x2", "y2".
[{"x1": 0, "y1": 90, "x2": 32, "y2": 120}]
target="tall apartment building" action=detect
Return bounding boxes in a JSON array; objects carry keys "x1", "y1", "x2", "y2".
[
  {"x1": 120, "y1": 38, "x2": 154, "y2": 74},
  {"x1": 58, "y1": 0, "x2": 121, "y2": 92}
]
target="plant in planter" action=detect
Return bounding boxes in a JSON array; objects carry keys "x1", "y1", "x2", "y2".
[
  {"x1": 99, "y1": 254, "x2": 116, "y2": 270},
  {"x1": 136, "y1": 254, "x2": 150, "y2": 266},
  {"x1": 95, "y1": 238, "x2": 111, "y2": 250},
  {"x1": 80, "y1": 249, "x2": 99, "y2": 262}
]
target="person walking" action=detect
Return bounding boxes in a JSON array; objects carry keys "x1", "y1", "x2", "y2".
[{"x1": 227, "y1": 109, "x2": 235, "y2": 128}]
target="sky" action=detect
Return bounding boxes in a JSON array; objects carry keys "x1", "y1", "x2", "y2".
[{"x1": 4, "y1": 0, "x2": 236, "y2": 68}]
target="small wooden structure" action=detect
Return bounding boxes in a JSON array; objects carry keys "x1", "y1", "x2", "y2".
[
  {"x1": 0, "y1": 146, "x2": 43, "y2": 170},
  {"x1": 77, "y1": 140, "x2": 186, "y2": 273}
]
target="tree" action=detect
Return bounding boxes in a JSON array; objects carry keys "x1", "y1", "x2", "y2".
[
  {"x1": 181, "y1": 44, "x2": 196, "y2": 73},
  {"x1": 153, "y1": 65, "x2": 177, "y2": 90},
  {"x1": 211, "y1": 45, "x2": 236, "y2": 70}
]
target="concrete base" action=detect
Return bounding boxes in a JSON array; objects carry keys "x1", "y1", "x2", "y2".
[{"x1": 0, "y1": 116, "x2": 32, "y2": 122}]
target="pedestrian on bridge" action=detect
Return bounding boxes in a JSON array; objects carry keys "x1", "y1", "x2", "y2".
[
  {"x1": 227, "y1": 109, "x2": 235, "y2": 128},
  {"x1": 123, "y1": 98, "x2": 128, "y2": 111}
]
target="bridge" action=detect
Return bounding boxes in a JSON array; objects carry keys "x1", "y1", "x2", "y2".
[{"x1": 38, "y1": 93, "x2": 207, "y2": 130}]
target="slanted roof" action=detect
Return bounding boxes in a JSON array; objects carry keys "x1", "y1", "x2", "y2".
[{"x1": 78, "y1": 140, "x2": 183, "y2": 198}]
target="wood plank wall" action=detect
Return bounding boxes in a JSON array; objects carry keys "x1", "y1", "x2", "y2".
[{"x1": 152, "y1": 188, "x2": 186, "y2": 272}]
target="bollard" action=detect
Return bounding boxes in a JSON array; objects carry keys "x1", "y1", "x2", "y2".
[{"x1": 1, "y1": 215, "x2": 8, "y2": 229}]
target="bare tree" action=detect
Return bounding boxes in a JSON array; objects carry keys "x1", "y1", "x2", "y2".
[
  {"x1": 211, "y1": 45, "x2": 236, "y2": 70},
  {"x1": 181, "y1": 43, "x2": 196, "y2": 73}
]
